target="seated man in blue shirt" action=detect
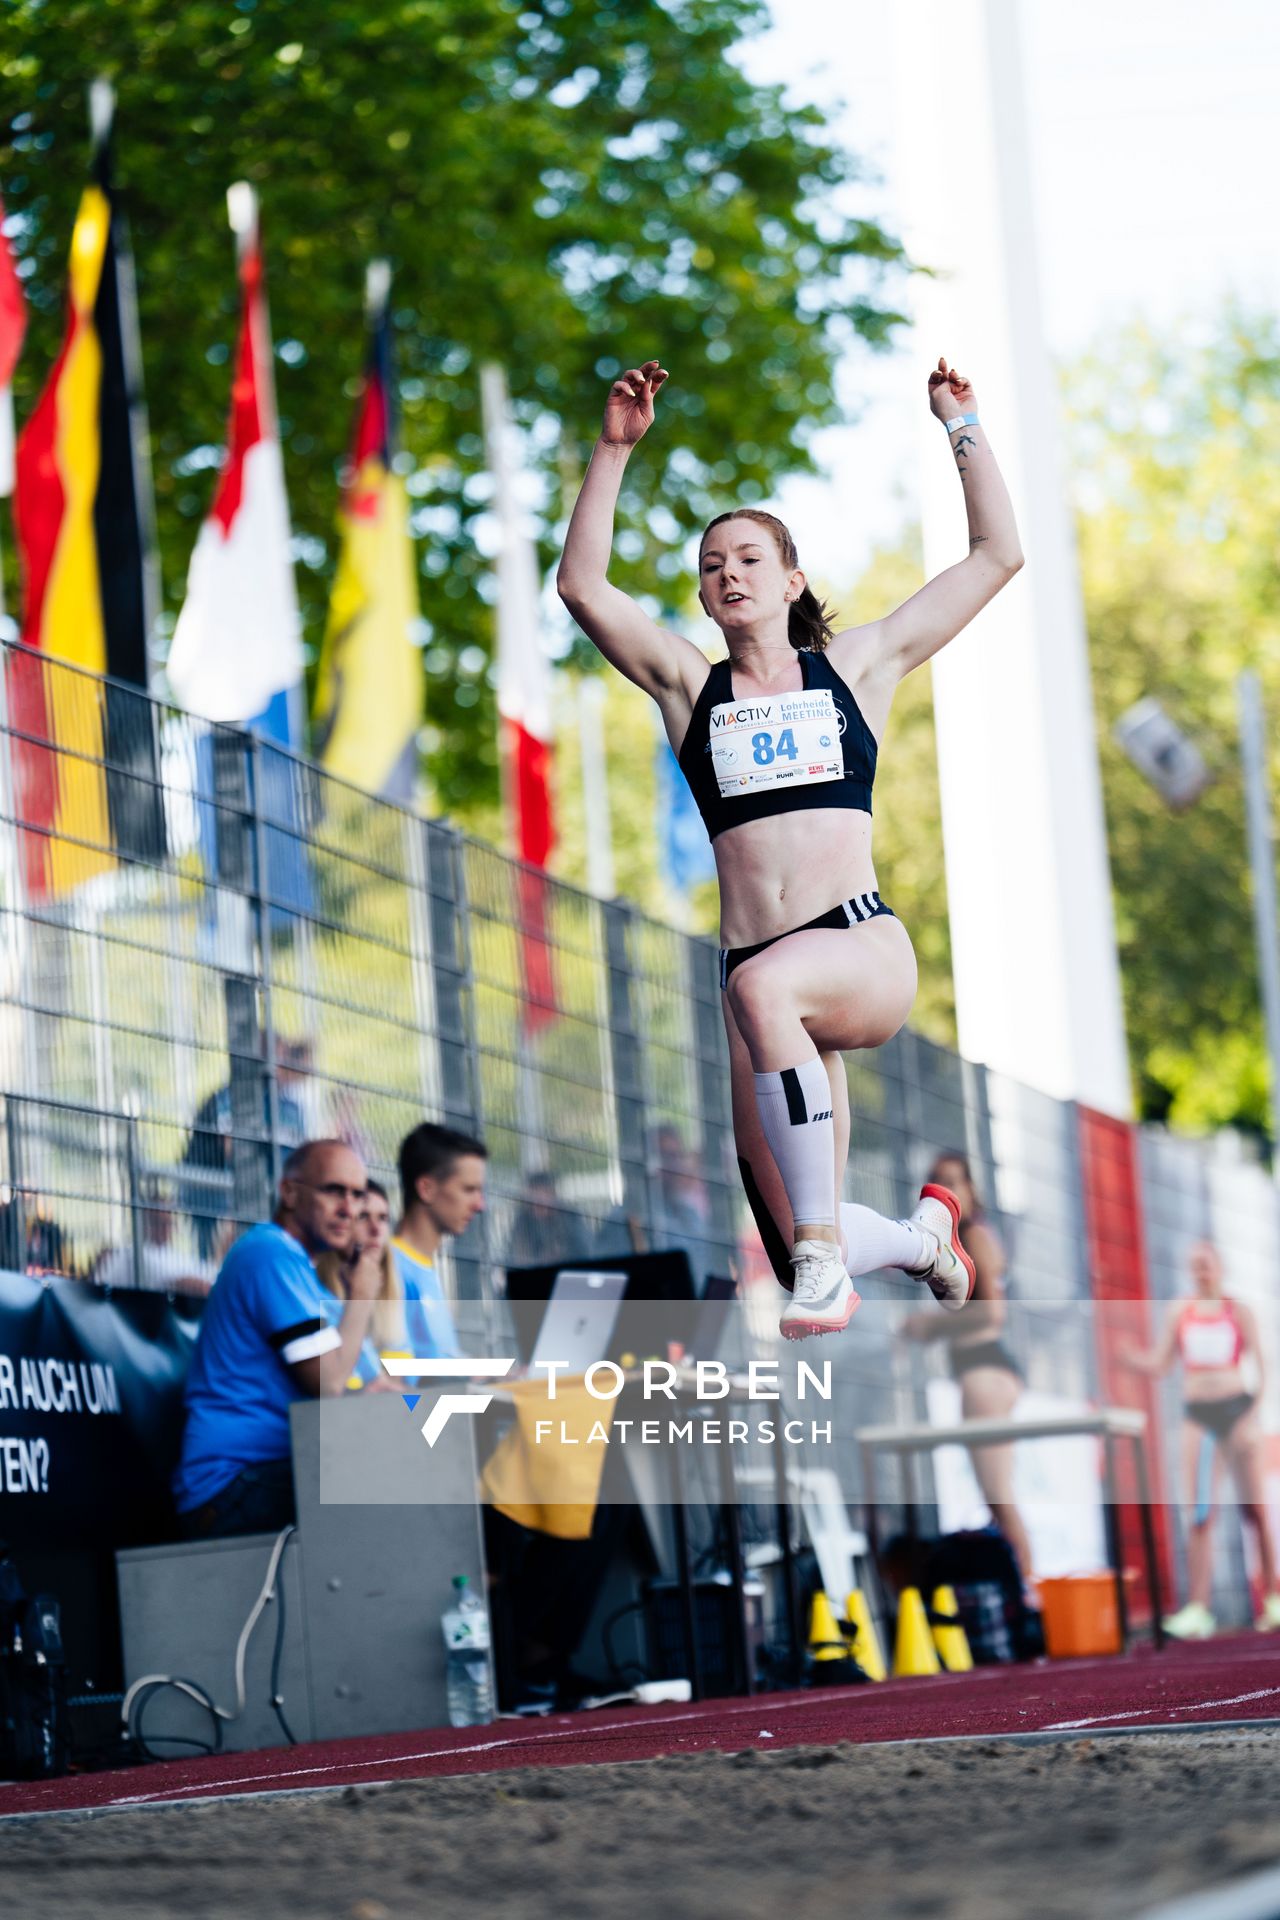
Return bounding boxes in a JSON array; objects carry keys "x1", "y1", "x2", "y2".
[
  {"x1": 390, "y1": 1122, "x2": 487, "y2": 1360},
  {"x1": 173, "y1": 1139, "x2": 382, "y2": 1539}
]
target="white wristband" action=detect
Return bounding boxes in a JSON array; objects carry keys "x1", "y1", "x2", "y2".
[{"x1": 943, "y1": 412, "x2": 979, "y2": 433}]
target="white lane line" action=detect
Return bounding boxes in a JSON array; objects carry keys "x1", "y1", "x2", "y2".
[
  {"x1": 102, "y1": 1715, "x2": 705, "y2": 1804},
  {"x1": 1045, "y1": 1685, "x2": 1280, "y2": 1731},
  {"x1": 101, "y1": 1673, "x2": 1009, "y2": 1808},
  {"x1": 71, "y1": 1661, "x2": 1251, "y2": 1810},
  {"x1": 8, "y1": 1703, "x2": 1280, "y2": 1824},
  {"x1": 101, "y1": 1690, "x2": 878, "y2": 1806}
]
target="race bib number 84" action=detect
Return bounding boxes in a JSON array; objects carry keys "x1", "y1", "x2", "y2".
[{"x1": 709, "y1": 688, "x2": 844, "y2": 798}]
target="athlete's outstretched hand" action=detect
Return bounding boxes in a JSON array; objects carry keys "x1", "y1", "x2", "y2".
[
  {"x1": 601, "y1": 359, "x2": 669, "y2": 447},
  {"x1": 927, "y1": 356, "x2": 976, "y2": 422}
]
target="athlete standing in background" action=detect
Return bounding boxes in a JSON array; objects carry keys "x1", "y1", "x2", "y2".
[
  {"x1": 1123, "y1": 1240, "x2": 1280, "y2": 1637},
  {"x1": 557, "y1": 355, "x2": 1024, "y2": 1338},
  {"x1": 902, "y1": 1151, "x2": 1034, "y2": 1586}
]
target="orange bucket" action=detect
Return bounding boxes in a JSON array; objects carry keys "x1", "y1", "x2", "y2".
[{"x1": 1038, "y1": 1573, "x2": 1122, "y2": 1659}]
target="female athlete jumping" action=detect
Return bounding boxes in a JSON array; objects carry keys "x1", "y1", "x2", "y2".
[{"x1": 557, "y1": 356, "x2": 1024, "y2": 1338}]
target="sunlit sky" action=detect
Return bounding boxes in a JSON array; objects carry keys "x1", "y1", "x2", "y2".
[{"x1": 737, "y1": 0, "x2": 1280, "y2": 585}]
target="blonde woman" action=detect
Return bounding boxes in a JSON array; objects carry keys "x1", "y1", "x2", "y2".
[{"x1": 316, "y1": 1179, "x2": 404, "y2": 1388}]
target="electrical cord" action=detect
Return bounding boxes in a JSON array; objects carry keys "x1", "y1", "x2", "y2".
[
  {"x1": 129, "y1": 1678, "x2": 223, "y2": 1760},
  {"x1": 121, "y1": 1526, "x2": 298, "y2": 1761},
  {"x1": 269, "y1": 1546, "x2": 297, "y2": 1746}
]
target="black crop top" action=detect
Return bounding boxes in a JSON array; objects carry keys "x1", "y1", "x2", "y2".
[{"x1": 677, "y1": 650, "x2": 878, "y2": 842}]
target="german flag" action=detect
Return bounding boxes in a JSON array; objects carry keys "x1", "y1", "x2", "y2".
[
  {"x1": 9, "y1": 105, "x2": 163, "y2": 898},
  {"x1": 312, "y1": 262, "x2": 424, "y2": 801}
]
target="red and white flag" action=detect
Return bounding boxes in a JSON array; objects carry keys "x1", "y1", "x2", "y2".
[
  {"x1": 480, "y1": 362, "x2": 556, "y2": 1023},
  {"x1": 481, "y1": 361, "x2": 554, "y2": 867},
  {"x1": 0, "y1": 194, "x2": 27, "y2": 497},
  {"x1": 166, "y1": 185, "x2": 302, "y2": 730}
]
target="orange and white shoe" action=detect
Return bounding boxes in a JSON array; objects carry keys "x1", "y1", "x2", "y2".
[
  {"x1": 907, "y1": 1185, "x2": 975, "y2": 1312},
  {"x1": 779, "y1": 1241, "x2": 861, "y2": 1341}
]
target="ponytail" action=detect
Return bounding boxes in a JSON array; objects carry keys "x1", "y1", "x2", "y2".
[
  {"x1": 789, "y1": 585, "x2": 836, "y2": 653},
  {"x1": 701, "y1": 507, "x2": 838, "y2": 653}
]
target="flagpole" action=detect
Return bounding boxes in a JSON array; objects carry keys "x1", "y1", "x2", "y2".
[
  {"x1": 226, "y1": 185, "x2": 279, "y2": 440},
  {"x1": 481, "y1": 364, "x2": 517, "y2": 860},
  {"x1": 480, "y1": 360, "x2": 554, "y2": 869},
  {"x1": 0, "y1": 178, "x2": 30, "y2": 626},
  {"x1": 0, "y1": 394, "x2": 10, "y2": 622},
  {"x1": 226, "y1": 181, "x2": 258, "y2": 260},
  {"x1": 0, "y1": 388, "x2": 12, "y2": 623},
  {"x1": 90, "y1": 77, "x2": 163, "y2": 692},
  {"x1": 226, "y1": 181, "x2": 303, "y2": 752},
  {"x1": 577, "y1": 675, "x2": 615, "y2": 900},
  {"x1": 365, "y1": 257, "x2": 391, "y2": 321}
]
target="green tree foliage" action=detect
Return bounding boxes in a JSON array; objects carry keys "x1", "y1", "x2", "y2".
[
  {"x1": 1, "y1": 0, "x2": 906, "y2": 810},
  {"x1": 1066, "y1": 306, "x2": 1280, "y2": 1135}
]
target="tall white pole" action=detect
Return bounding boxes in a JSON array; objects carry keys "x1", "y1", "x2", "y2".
[
  {"x1": 480, "y1": 361, "x2": 555, "y2": 867},
  {"x1": 1237, "y1": 671, "x2": 1280, "y2": 1182},
  {"x1": 0, "y1": 390, "x2": 13, "y2": 612},
  {"x1": 577, "y1": 675, "x2": 615, "y2": 900},
  {"x1": 890, "y1": 0, "x2": 1130, "y2": 1113}
]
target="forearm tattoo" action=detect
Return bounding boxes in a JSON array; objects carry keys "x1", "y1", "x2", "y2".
[{"x1": 952, "y1": 432, "x2": 977, "y2": 484}]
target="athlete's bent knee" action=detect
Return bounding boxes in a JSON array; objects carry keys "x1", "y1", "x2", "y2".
[{"x1": 725, "y1": 964, "x2": 774, "y2": 1037}]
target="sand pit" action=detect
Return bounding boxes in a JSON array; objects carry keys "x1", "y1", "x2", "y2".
[{"x1": 3, "y1": 1727, "x2": 1280, "y2": 1920}]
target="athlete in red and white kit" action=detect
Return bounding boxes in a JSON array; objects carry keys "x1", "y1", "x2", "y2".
[
  {"x1": 1123, "y1": 1239, "x2": 1280, "y2": 1637},
  {"x1": 557, "y1": 355, "x2": 1024, "y2": 1338}
]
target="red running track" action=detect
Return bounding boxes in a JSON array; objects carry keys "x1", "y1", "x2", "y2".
[{"x1": 4, "y1": 1633, "x2": 1278, "y2": 1820}]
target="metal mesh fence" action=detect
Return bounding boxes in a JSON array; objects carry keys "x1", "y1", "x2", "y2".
[
  {"x1": 0, "y1": 641, "x2": 757, "y2": 1319},
  {"x1": 3, "y1": 641, "x2": 1280, "y2": 1607}
]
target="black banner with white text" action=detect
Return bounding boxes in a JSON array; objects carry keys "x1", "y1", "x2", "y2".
[{"x1": 0, "y1": 1271, "x2": 196, "y2": 1549}]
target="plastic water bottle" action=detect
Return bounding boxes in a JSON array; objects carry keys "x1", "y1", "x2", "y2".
[{"x1": 442, "y1": 1574, "x2": 492, "y2": 1727}]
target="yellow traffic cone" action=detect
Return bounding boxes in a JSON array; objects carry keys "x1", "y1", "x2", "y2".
[
  {"x1": 930, "y1": 1585, "x2": 973, "y2": 1672},
  {"x1": 809, "y1": 1589, "x2": 847, "y2": 1663},
  {"x1": 844, "y1": 1589, "x2": 886, "y2": 1682},
  {"x1": 892, "y1": 1586, "x2": 941, "y2": 1676}
]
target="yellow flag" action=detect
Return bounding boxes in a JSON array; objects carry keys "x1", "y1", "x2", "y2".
[{"x1": 313, "y1": 275, "x2": 423, "y2": 799}]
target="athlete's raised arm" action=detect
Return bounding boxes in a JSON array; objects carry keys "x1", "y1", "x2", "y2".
[
  {"x1": 837, "y1": 359, "x2": 1024, "y2": 695},
  {"x1": 557, "y1": 360, "x2": 709, "y2": 705},
  {"x1": 1118, "y1": 1305, "x2": 1182, "y2": 1378}
]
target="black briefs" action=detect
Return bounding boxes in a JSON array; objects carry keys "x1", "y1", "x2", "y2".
[
  {"x1": 1184, "y1": 1393, "x2": 1254, "y2": 1439},
  {"x1": 951, "y1": 1339, "x2": 1024, "y2": 1382},
  {"x1": 719, "y1": 892, "x2": 894, "y2": 991}
]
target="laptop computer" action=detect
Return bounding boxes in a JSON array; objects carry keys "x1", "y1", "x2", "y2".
[
  {"x1": 505, "y1": 1250, "x2": 697, "y2": 1366},
  {"x1": 528, "y1": 1269, "x2": 628, "y2": 1376}
]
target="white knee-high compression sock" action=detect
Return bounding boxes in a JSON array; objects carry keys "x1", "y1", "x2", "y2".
[
  {"x1": 754, "y1": 1058, "x2": 835, "y2": 1231},
  {"x1": 839, "y1": 1202, "x2": 929, "y2": 1280}
]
